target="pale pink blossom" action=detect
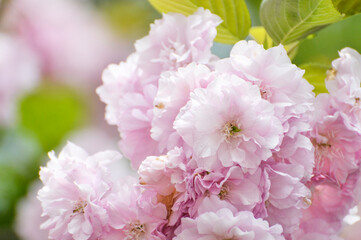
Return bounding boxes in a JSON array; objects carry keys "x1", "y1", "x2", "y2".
[
  {"x1": 323, "y1": 48, "x2": 361, "y2": 131},
  {"x1": 0, "y1": 33, "x2": 39, "y2": 125},
  {"x1": 216, "y1": 40, "x2": 315, "y2": 180},
  {"x1": 293, "y1": 219, "x2": 343, "y2": 240},
  {"x1": 97, "y1": 8, "x2": 221, "y2": 168},
  {"x1": 216, "y1": 40, "x2": 314, "y2": 126},
  {"x1": 117, "y1": 83, "x2": 161, "y2": 169},
  {"x1": 174, "y1": 208, "x2": 285, "y2": 240},
  {"x1": 138, "y1": 147, "x2": 188, "y2": 196},
  {"x1": 135, "y1": 8, "x2": 221, "y2": 77},
  {"x1": 311, "y1": 111, "x2": 361, "y2": 184},
  {"x1": 188, "y1": 166, "x2": 267, "y2": 217},
  {"x1": 38, "y1": 143, "x2": 124, "y2": 240},
  {"x1": 97, "y1": 54, "x2": 144, "y2": 126},
  {"x1": 151, "y1": 63, "x2": 214, "y2": 153},
  {"x1": 104, "y1": 178, "x2": 167, "y2": 240},
  {"x1": 264, "y1": 164, "x2": 311, "y2": 235},
  {"x1": 174, "y1": 75, "x2": 283, "y2": 171},
  {"x1": 299, "y1": 171, "x2": 361, "y2": 237},
  {"x1": 97, "y1": 54, "x2": 160, "y2": 168},
  {"x1": 326, "y1": 48, "x2": 361, "y2": 103}
]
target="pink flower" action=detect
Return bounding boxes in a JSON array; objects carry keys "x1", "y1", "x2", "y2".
[
  {"x1": 138, "y1": 147, "x2": 188, "y2": 196},
  {"x1": 38, "y1": 142, "x2": 124, "y2": 240},
  {"x1": 324, "y1": 48, "x2": 361, "y2": 131},
  {"x1": 0, "y1": 33, "x2": 39, "y2": 125},
  {"x1": 151, "y1": 63, "x2": 214, "y2": 153},
  {"x1": 216, "y1": 40, "x2": 314, "y2": 126},
  {"x1": 174, "y1": 74, "x2": 283, "y2": 171},
  {"x1": 135, "y1": 8, "x2": 221, "y2": 77},
  {"x1": 311, "y1": 111, "x2": 361, "y2": 184},
  {"x1": 188, "y1": 166, "x2": 268, "y2": 217},
  {"x1": 97, "y1": 54, "x2": 143, "y2": 126},
  {"x1": 216, "y1": 40, "x2": 315, "y2": 180},
  {"x1": 97, "y1": 8, "x2": 221, "y2": 168},
  {"x1": 174, "y1": 208, "x2": 285, "y2": 240},
  {"x1": 293, "y1": 218, "x2": 343, "y2": 240},
  {"x1": 117, "y1": 83, "x2": 162, "y2": 169},
  {"x1": 104, "y1": 179, "x2": 167, "y2": 240},
  {"x1": 326, "y1": 48, "x2": 361, "y2": 102},
  {"x1": 299, "y1": 171, "x2": 361, "y2": 237},
  {"x1": 264, "y1": 164, "x2": 311, "y2": 235}
]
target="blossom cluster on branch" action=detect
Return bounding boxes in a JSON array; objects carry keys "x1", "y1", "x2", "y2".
[{"x1": 37, "y1": 8, "x2": 361, "y2": 240}]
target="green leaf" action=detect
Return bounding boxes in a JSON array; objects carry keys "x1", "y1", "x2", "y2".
[
  {"x1": 300, "y1": 63, "x2": 330, "y2": 94},
  {"x1": 249, "y1": 26, "x2": 274, "y2": 49},
  {"x1": 260, "y1": 0, "x2": 344, "y2": 45},
  {"x1": 19, "y1": 82, "x2": 86, "y2": 152},
  {"x1": 333, "y1": 0, "x2": 361, "y2": 16},
  {"x1": 294, "y1": 14, "x2": 361, "y2": 66},
  {"x1": 148, "y1": 0, "x2": 251, "y2": 44}
]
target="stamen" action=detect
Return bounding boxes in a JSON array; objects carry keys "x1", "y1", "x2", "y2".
[
  {"x1": 218, "y1": 185, "x2": 229, "y2": 200},
  {"x1": 73, "y1": 200, "x2": 87, "y2": 214},
  {"x1": 125, "y1": 222, "x2": 146, "y2": 240},
  {"x1": 222, "y1": 123, "x2": 241, "y2": 139},
  {"x1": 155, "y1": 103, "x2": 165, "y2": 109},
  {"x1": 326, "y1": 68, "x2": 337, "y2": 81}
]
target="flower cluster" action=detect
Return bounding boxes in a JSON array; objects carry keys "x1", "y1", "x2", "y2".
[{"x1": 37, "y1": 8, "x2": 361, "y2": 240}]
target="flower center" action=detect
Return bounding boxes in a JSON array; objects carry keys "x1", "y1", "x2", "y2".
[
  {"x1": 72, "y1": 200, "x2": 87, "y2": 214},
  {"x1": 326, "y1": 68, "x2": 337, "y2": 81},
  {"x1": 125, "y1": 222, "x2": 146, "y2": 240},
  {"x1": 218, "y1": 185, "x2": 229, "y2": 200},
  {"x1": 315, "y1": 142, "x2": 332, "y2": 159},
  {"x1": 222, "y1": 123, "x2": 241, "y2": 139},
  {"x1": 259, "y1": 86, "x2": 272, "y2": 100},
  {"x1": 355, "y1": 97, "x2": 360, "y2": 106}
]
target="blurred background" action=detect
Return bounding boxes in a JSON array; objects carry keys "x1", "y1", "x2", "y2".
[{"x1": 0, "y1": 0, "x2": 360, "y2": 239}]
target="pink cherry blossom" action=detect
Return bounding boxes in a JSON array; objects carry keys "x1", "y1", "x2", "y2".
[
  {"x1": 104, "y1": 178, "x2": 167, "y2": 240},
  {"x1": 151, "y1": 63, "x2": 214, "y2": 153},
  {"x1": 174, "y1": 74, "x2": 283, "y2": 171},
  {"x1": 311, "y1": 111, "x2": 361, "y2": 184},
  {"x1": 38, "y1": 142, "x2": 124, "y2": 240},
  {"x1": 138, "y1": 147, "x2": 188, "y2": 196},
  {"x1": 174, "y1": 208, "x2": 285, "y2": 240},
  {"x1": 188, "y1": 166, "x2": 268, "y2": 218},
  {"x1": 299, "y1": 171, "x2": 361, "y2": 238},
  {"x1": 216, "y1": 40, "x2": 314, "y2": 126},
  {"x1": 324, "y1": 48, "x2": 361, "y2": 131},
  {"x1": 135, "y1": 8, "x2": 221, "y2": 77},
  {"x1": 216, "y1": 40, "x2": 315, "y2": 180},
  {"x1": 264, "y1": 164, "x2": 311, "y2": 236},
  {"x1": 97, "y1": 8, "x2": 221, "y2": 168}
]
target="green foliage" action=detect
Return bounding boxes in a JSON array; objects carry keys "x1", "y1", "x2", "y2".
[
  {"x1": 294, "y1": 13, "x2": 361, "y2": 65},
  {"x1": 333, "y1": 0, "x2": 361, "y2": 15},
  {"x1": 260, "y1": 0, "x2": 344, "y2": 45},
  {"x1": 300, "y1": 63, "x2": 329, "y2": 94},
  {"x1": 19, "y1": 83, "x2": 86, "y2": 152},
  {"x1": 245, "y1": 0, "x2": 262, "y2": 26},
  {"x1": 100, "y1": 0, "x2": 160, "y2": 40},
  {"x1": 148, "y1": 0, "x2": 251, "y2": 44}
]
